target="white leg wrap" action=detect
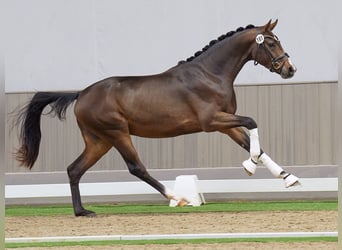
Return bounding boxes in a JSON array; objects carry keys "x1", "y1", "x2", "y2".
[
  {"x1": 259, "y1": 153, "x2": 283, "y2": 178},
  {"x1": 249, "y1": 128, "x2": 260, "y2": 162},
  {"x1": 242, "y1": 157, "x2": 257, "y2": 176},
  {"x1": 283, "y1": 174, "x2": 300, "y2": 188}
]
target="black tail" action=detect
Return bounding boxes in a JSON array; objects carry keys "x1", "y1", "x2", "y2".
[{"x1": 14, "y1": 92, "x2": 79, "y2": 169}]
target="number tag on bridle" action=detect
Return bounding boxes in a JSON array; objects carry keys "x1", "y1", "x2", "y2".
[{"x1": 255, "y1": 34, "x2": 264, "y2": 44}]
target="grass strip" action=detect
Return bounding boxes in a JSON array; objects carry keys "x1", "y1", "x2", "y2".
[
  {"x1": 6, "y1": 201, "x2": 337, "y2": 217},
  {"x1": 5, "y1": 236, "x2": 337, "y2": 248}
]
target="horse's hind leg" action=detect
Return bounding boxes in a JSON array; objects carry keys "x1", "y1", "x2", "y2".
[
  {"x1": 106, "y1": 130, "x2": 188, "y2": 206},
  {"x1": 67, "y1": 131, "x2": 111, "y2": 217},
  {"x1": 225, "y1": 127, "x2": 300, "y2": 187}
]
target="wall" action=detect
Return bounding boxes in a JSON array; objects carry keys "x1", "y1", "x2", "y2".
[{"x1": 4, "y1": 0, "x2": 338, "y2": 93}]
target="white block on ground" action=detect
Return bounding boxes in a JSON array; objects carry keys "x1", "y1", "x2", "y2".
[{"x1": 169, "y1": 175, "x2": 205, "y2": 207}]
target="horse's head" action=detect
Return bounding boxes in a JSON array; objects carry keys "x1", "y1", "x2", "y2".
[{"x1": 252, "y1": 20, "x2": 297, "y2": 79}]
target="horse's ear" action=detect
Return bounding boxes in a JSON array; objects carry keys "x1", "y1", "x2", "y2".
[
  {"x1": 263, "y1": 19, "x2": 278, "y2": 32},
  {"x1": 269, "y1": 19, "x2": 278, "y2": 31}
]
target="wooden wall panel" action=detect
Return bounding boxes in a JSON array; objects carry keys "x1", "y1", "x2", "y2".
[{"x1": 5, "y1": 82, "x2": 337, "y2": 173}]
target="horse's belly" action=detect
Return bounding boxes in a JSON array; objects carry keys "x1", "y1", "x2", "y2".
[{"x1": 128, "y1": 118, "x2": 201, "y2": 138}]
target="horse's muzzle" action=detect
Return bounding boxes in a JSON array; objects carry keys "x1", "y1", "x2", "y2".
[{"x1": 281, "y1": 59, "x2": 297, "y2": 79}]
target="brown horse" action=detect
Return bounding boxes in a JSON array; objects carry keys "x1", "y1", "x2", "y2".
[{"x1": 15, "y1": 20, "x2": 299, "y2": 217}]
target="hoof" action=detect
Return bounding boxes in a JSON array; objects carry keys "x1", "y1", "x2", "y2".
[
  {"x1": 75, "y1": 209, "x2": 96, "y2": 217},
  {"x1": 177, "y1": 198, "x2": 189, "y2": 207},
  {"x1": 243, "y1": 158, "x2": 257, "y2": 176},
  {"x1": 284, "y1": 174, "x2": 300, "y2": 188}
]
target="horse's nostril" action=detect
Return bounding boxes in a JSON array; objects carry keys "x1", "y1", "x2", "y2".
[{"x1": 288, "y1": 66, "x2": 296, "y2": 76}]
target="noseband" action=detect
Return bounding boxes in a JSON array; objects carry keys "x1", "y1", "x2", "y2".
[{"x1": 254, "y1": 34, "x2": 289, "y2": 72}]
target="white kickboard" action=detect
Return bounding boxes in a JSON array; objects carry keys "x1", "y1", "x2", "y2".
[{"x1": 169, "y1": 175, "x2": 205, "y2": 207}]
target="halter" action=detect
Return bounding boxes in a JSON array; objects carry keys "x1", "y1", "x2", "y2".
[{"x1": 254, "y1": 34, "x2": 289, "y2": 72}]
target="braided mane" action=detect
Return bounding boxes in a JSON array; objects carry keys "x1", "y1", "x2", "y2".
[{"x1": 178, "y1": 24, "x2": 255, "y2": 65}]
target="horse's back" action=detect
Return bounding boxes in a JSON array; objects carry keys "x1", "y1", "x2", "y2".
[{"x1": 74, "y1": 73, "x2": 202, "y2": 137}]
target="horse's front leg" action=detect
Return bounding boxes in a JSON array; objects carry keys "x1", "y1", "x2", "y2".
[
  {"x1": 222, "y1": 126, "x2": 262, "y2": 175},
  {"x1": 224, "y1": 127, "x2": 300, "y2": 187},
  {"x1": 204, "y1": 113, "x2": 300, "y2": 187},
  {"x1": 202, "y1": 112, "x2": 261, "y2": 163},
  {"x1": 258, "y1": 153, "x2": 300, "y2": 187}
]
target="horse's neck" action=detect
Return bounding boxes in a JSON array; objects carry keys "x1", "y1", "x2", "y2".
[{"x1": 198, "y1": 35, "x2": 253, "y2": 84}]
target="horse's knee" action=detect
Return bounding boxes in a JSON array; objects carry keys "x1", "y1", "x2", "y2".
[{"x1": 244, "y1": 117, "x2": 257, "y2": 130}]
